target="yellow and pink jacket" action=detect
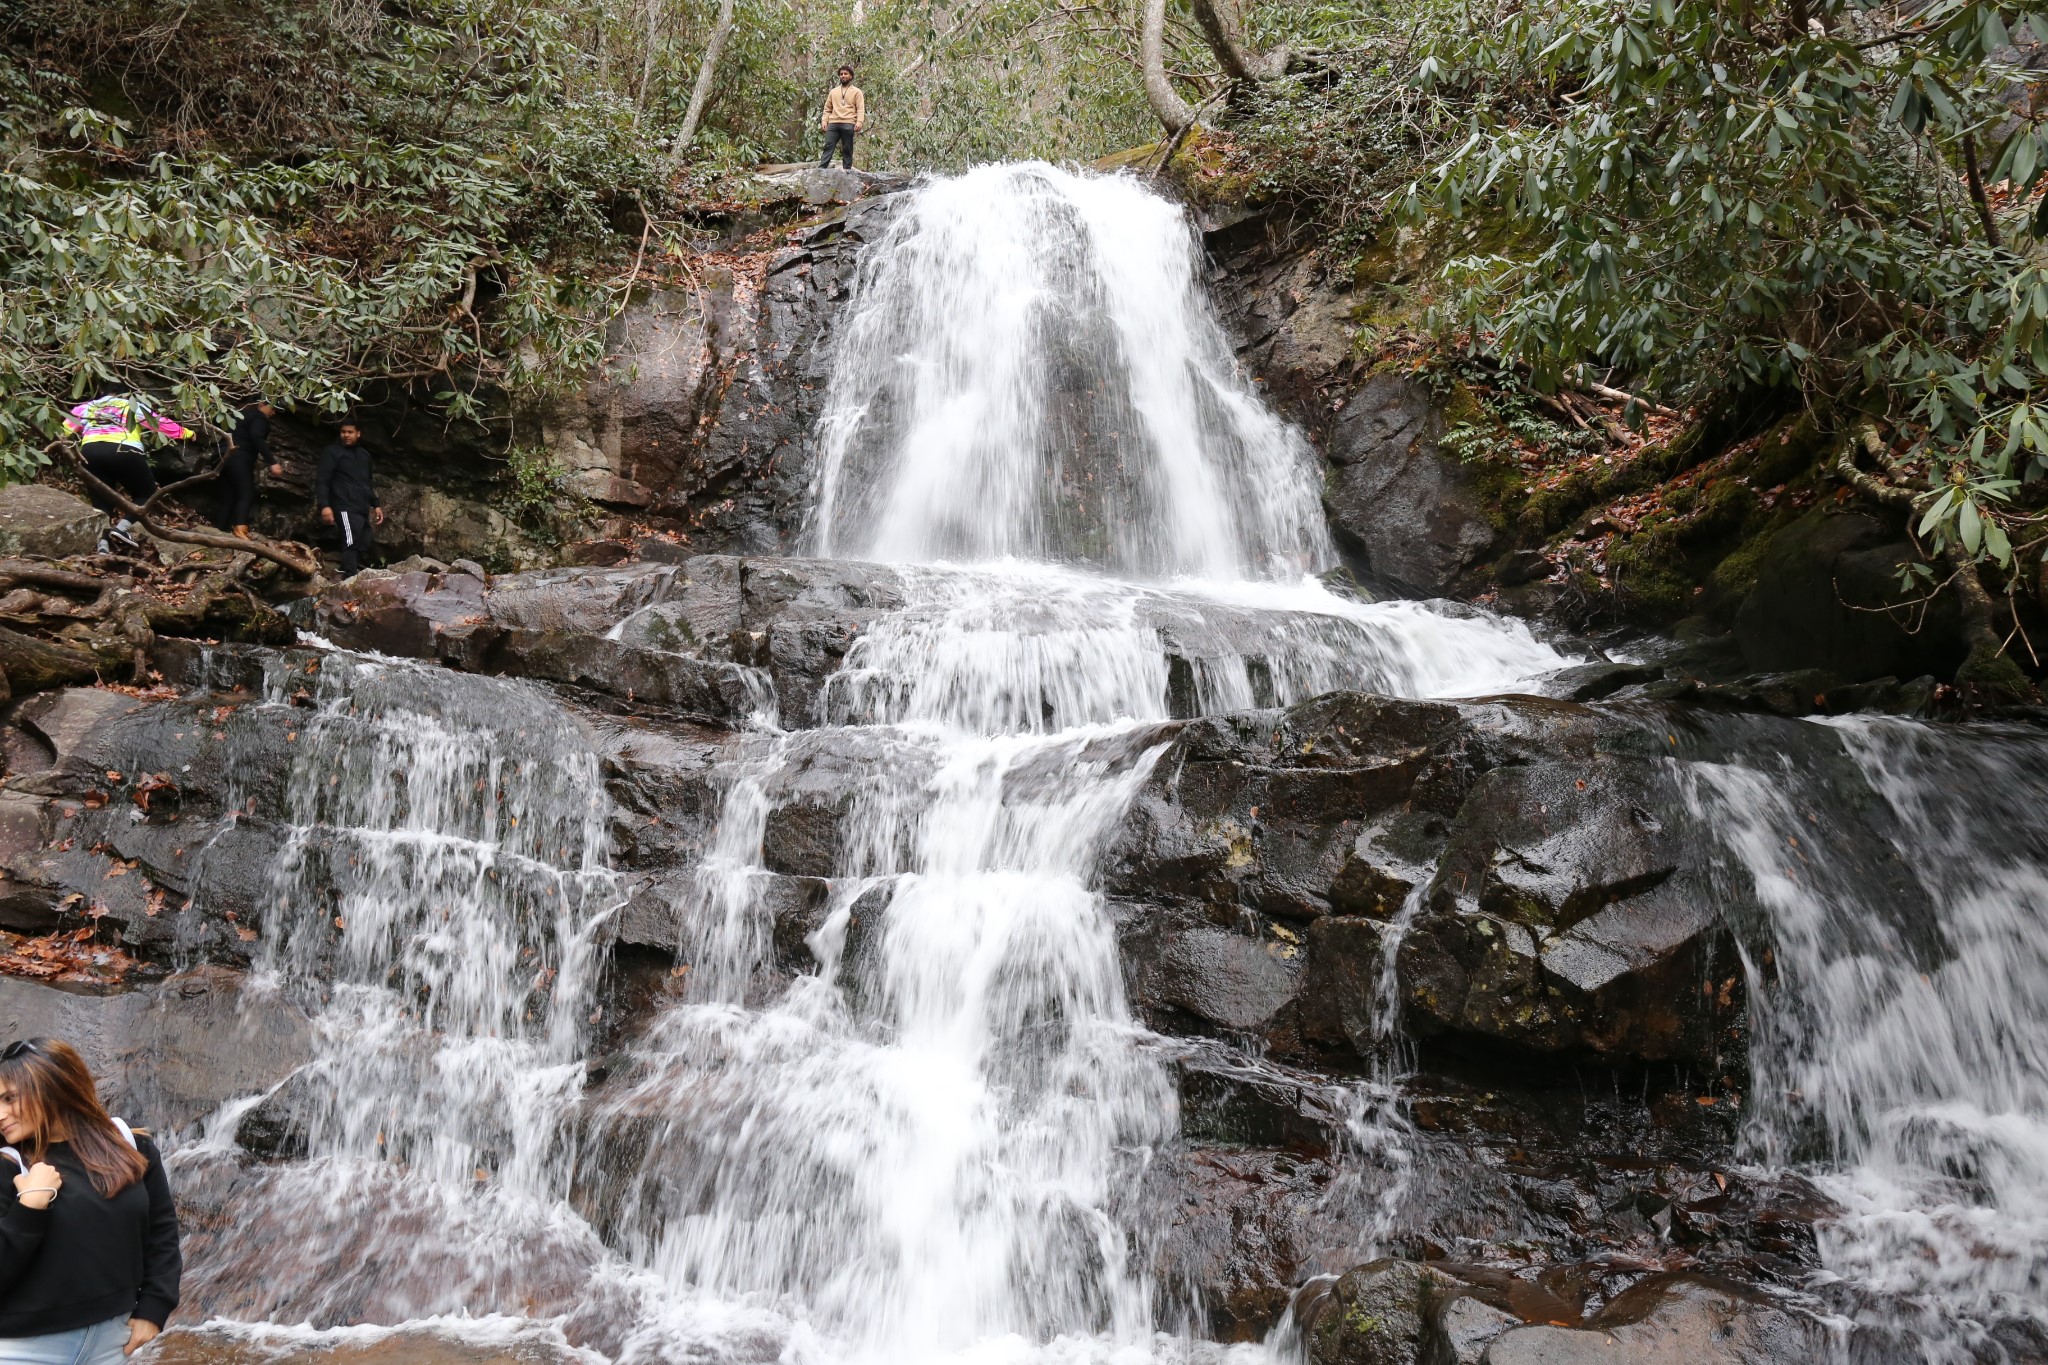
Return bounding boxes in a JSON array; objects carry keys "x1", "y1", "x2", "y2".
[{"x1": 64, "y1": 395, "x2": 192, "y2": 449}]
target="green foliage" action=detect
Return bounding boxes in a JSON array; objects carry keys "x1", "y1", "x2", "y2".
[
  {"x1": 0, "y1": 0, "x2": 1160, "y2": 488},
  {"x1": 1417, "y1": 0, "x2": 2048, "y2": 567},
  {"x1": 1, "y1": 0, "x2": 670, "y2": 477},
  {"x1": 1226, "y1": 1, "x2": 1467, "y2": 243},
  {"x1": 500, "y1": 443, "x2": 590, "y2": 542}
]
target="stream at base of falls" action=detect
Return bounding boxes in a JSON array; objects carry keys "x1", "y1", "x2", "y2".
[{"x1": 157, "y1": 164, "x2": 2048, "y2": 1365}]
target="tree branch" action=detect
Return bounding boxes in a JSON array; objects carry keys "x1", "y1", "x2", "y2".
[
  {"x1": 1961, "y1": 131, "x2": 2003, "y2": 248},
  {"x1": 61, "y1": 446, "x2": 319, "y2": 577},
  {"x1": 674, "y1": 0, "x2": 737, "y2": 154},
  {"x1": 1141, "y1": 0, "x2": 1199, "y2": 134},
  {"x1": 1189, "y1": 0, "x2": 1286, "y2": 81},
  {"x1": 1832, "y1": 422, "x2": 1915, "y2": 506}
]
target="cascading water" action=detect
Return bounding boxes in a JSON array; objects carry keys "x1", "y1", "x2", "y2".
[
  {"x1": 1678, "y1": 717, "x2": 2048, "y2": 1357},
  {"x1": 808, "y1": 163, "x2": 1329, "y2": 581},
  {"x1": 177, "y1": 162, "x2": 1568, "y2": 1363},
  {"x1": 580, "y1": 164, "x2": 1563, "y2": 1365}
]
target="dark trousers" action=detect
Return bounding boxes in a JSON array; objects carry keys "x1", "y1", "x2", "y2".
[
  {"x1": 81, "y1": 443, "x2": 156, "y2": 516},
  {"x1": 334, "y1": 507, "x2": 378, "y2": 575},
  {"x1": 215, "y1": 451, "x2": 256, "y2": 530},
  {"x1": 821, "y1": 124, "x2": 856, "y2": 169}
]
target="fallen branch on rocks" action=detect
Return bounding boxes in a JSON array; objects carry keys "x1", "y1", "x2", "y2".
[
  {"x1": 1568, "y1": 375, "x2": 1681, "y2": 421},
  {"x1": 0, "y1": 467, "x2": 304, "y2": 705},
  {"x1": 59, "y1": 443, "x2": 320, "y2": 578}
]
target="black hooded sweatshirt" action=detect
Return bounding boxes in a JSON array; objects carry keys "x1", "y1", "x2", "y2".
[
  {"x1": 314, "y1": 440, "x2": 380, "y2": 513},
  {"x1": 0, "y1": 1136, "x2": 182, "y2": 1335}
]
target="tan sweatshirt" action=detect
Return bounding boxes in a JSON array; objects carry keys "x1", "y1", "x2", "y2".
[{"x1": 822, "y1": 83, "x2": 865, "y2": 128}]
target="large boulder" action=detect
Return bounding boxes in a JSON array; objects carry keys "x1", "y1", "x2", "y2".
[
  {"x1": 0, "y1": 968, "x2": 310, "y2": 1131},
  {"x1": 1731, "y1": 506, "x2": 1964, "y2": 683},
  {"x1": 1305, "y1": 1259, "x2": 1468, "y2": 1365},
  {"x1": 0, "y1": 485, "x2": 106, "y2": 559},
  {"x1": 1319, "y1": 376, "x2": 1505, "y2": 596},
  {"x1": 1107, "y1": 692, "x2": 1747, "y2": 1068}
]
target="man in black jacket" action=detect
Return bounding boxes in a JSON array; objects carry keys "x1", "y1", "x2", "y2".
[
  {"x1": 215, "y1": 400, "x2": 283, "y2": 536},
  {"x1": 314, "y1": 421, "x2": 383, "y2": 576}
]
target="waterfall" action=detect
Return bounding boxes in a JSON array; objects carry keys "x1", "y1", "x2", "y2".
[
  {"x1": 808, "y1": 162, "x2": 1330, "y2": 582},
  {"x1": 580, "y1": 164, "x2": 1562, "y2": 1365},
  {"x1": 1680, "y1": 717, "x2": 2048, "y2": 1349},
  {"x1": 179, "y1": 163, "x2": 1571, "y2": 1363},
  {"x1": 179, "y1": 651, "x2": 623, "y2": 1327}
]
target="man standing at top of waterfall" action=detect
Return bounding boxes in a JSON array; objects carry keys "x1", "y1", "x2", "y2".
[
  {"x1": 315, "y1": 421, "x2": 384, "y2": 577},
  {"x1": 819, "y1": 66, "x2": 864, "y2": 170}
]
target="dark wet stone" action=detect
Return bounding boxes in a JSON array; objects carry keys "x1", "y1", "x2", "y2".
[
  {"x1": 1120, "y1": 903, "x2": 1305, "y2": 1037},
  {"x1": 1142, "y1": 1144, "x2": 1344, "y2": 1342},
  {"x1": 1304, "y1": 1258, "x2": 1466, "y2": 1365},
  {"x1": 0, "y1": 967, "x2": 309, "y2": 1132},
  {"x1": 1320, "y1": 376, "x2": 1505, "y2": 597},
  {"x1": 1481, "y1": 1272, "x2": 1825, "y2": 1364},
  {"x1": 1733, "y1": 507, "x2": 1965, "y2": 685}
]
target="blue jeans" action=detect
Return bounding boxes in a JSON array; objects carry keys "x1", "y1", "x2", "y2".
[{"x1": 0, "y1": 1317, "x2": 129, "y2": 1365}]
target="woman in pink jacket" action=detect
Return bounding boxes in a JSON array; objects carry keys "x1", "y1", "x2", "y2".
[{"x1": 62, "y1": 395, "x2": 193, "y2": 550}]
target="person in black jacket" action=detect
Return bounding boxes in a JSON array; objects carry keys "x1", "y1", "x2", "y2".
[
  {"x1": 314, "y1": 421, "x2": 384, "y2": 576},
  {"x1": 0, "y1": 1038, "x2": 179, "y2": 1364},
  {"x1": 214, "y1": 400, "x2": 284, "y2": 537}
]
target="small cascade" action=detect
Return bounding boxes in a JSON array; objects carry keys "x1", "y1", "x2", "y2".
[
  {"x1": 178, "y1": 651, "x2": 623, "y2": 1326},
  {"x1": 1679, "y1": 716, "x2": 2048, "y2": 1349}
]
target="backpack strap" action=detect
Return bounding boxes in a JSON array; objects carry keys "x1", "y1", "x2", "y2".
[
  {"x1": 111, "y1": 1118, "x2": 137, "y2": 1151},
  {"x1": 0, "y1": 1147, "x2": 22, "y2": 1176}
]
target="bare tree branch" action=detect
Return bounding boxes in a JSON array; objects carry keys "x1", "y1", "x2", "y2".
[
  {"x1": 59, "y1": 445, "x2": 319, "y2": 577},
  {"x1": 1142, "y1": 0, "x2": 1199, "y2": 133},
  {"x1": 1190, "y1": 0, "x2": 1286, "y2": 81}
]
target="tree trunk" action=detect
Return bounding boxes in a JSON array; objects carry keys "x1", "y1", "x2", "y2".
[
  {"x1": 0, "y1": 625, "x2": 100, "y2": 695},
  {"x1": 676, "y1": 0, "x2": 739, "y2": 153},
  {"x1": 636, "y1": 0, "x2": 663, "y2": 114},
  {"x1": 1190, "y1": 0, "x2": 1285, "y2": 81},
  {"x1": 1142, "y1": 0, "x2": 1198, "y2": 134}
]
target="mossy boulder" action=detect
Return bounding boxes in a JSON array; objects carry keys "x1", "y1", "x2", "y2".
[{"x1": 1306, "y1": 1259, "x2": 1464, "y2": 1365}]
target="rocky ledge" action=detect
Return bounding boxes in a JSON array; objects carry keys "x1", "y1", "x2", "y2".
[{"x1": 0, "y1": 558, "x2": 1884, "y2": 1359}]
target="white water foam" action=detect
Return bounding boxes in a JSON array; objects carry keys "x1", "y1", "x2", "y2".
[{"x1": 1682, "y1": 716, "x2": 2048, "y2": 1351}]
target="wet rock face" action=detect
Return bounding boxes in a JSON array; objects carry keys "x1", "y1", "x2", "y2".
[
  {"x1": 1480, "y1": 1273, "x2": 1826, "y2": 1364},
  {"x1": 1297, "y1": 1263, "x2": 1825, "y2": 1365},
  {"x1": 1303, "y1": 1258, "x2": 1467, "y2": 1365},
  {"x1": 532, "y1": 199, "x2": 901, "y2": 554},
  {"x1": 0, "y1": 968, "x2": 309, "y2": 1130},
  {"x1": 1732, "y1": 506, "x2": 1966, "y2": 683},
  {"x1": 1318, "y1": 377, "x2": 1506, "y2": 598},
  {"x1": 1107, "y1": 691, "x2": 1748, "y2": 1069},
  {"x1": 306, "y1": 555, "x2": 911, "y2": 727}
]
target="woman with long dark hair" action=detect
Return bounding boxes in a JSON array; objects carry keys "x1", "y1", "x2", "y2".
[{"x1": 0, "y1": 1039, "x2": 180, "y2": 1362}]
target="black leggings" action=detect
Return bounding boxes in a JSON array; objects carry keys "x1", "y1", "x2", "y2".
[
  {"x1": 821, "y1": 124, "x2": 856, "y2": 169},
  {"x1": 333, "y1": 507, "x2": 378, "y2": 576},
  {"x1": 215, "y1": 451, "x2": 256, "y2": 530},
  {"x1": 81, "y1": 444, "x2": 157, "y2": 516}
]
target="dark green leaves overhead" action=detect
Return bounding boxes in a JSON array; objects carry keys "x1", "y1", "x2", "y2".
[{"x1": 1419, "y1": 0, "x2": 2048, "y2": 564}]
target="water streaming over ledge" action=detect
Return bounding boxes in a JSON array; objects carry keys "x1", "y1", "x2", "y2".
[
  {"x1": 1677, "y1": 716, "x2": 2048, "y2": 1354},
  {"x1": 161, "y1": 159, "x2": 2048, "y2": 1365},
  {"x1": 168, "y1": 162, "x2": 1571, "y2": 1364}
]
